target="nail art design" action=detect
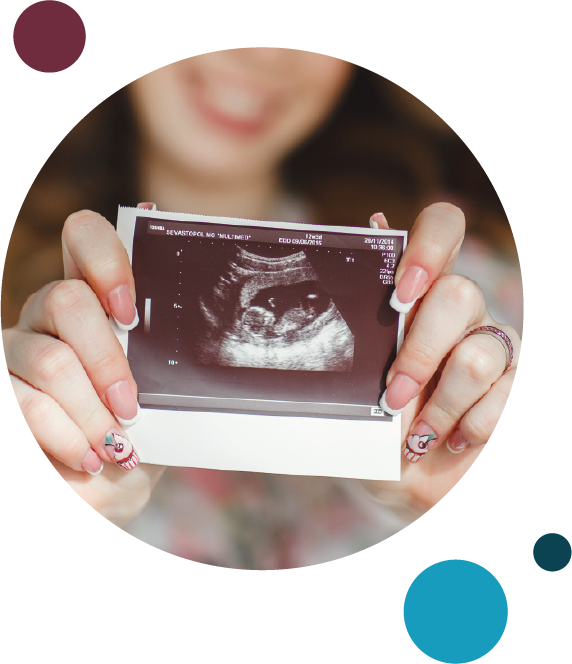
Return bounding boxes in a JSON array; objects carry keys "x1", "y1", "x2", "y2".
[
  {"x1": 104, "y1": 432, "x2": 139, "y2": 470},
  {"x1": 403, "y1": 432, "x2": 436, "y2": 463}
]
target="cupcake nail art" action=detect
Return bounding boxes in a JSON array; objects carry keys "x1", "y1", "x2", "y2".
[
  {"x1": 104, "y1": 431, "x2": 140, "y2": 471},
  {"x1": 403, "y1": 421, "x2": 437, "y2": 463}
]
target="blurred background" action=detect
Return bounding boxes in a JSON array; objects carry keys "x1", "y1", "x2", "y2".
[{"x1": 2, "y1": 49, "x2": 522, "y2": 569}]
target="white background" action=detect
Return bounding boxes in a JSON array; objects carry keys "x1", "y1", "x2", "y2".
[{"x1": 1, "y1": 1, "x2": 571, "y2": 662}]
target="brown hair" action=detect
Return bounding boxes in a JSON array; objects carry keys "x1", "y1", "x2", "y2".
[{"x1": 2, "y1": 64, "x2": 515, "y2": 327}]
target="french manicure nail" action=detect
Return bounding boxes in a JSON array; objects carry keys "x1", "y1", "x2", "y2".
[
  {"x1": 380, "y1": 373, "x2": 420, "y2": 414},
  {"x1": 390, "y1": 266, "x2": 429, "y2": 314},
  {"x1": 369, "y1": 212, "x2": 388, "y2": 229},
  {"x1": 137, "y1": 202, "x2": 157, "y2": 210},
  {"x1": 107, "y1": 285, "x2": 138, "y2": 331},
  {"x1": 105, "y1": 380, "x2": 141, "y2": 426},
  {"x1": 103, "y1": 430, "x2": 140, "y2": 471},
  {"x1": 403, "y1": 421, "x2": 438, "y2": 463},
  {"x1": 82, "y1": 448, "x2": 104, "y2": 475},
  {"x1": 447, "y1": 430, "x2": 469, "y2": 453},
  {"x1": 396, "y1": 266, "x2": 429, "y2": 304}
]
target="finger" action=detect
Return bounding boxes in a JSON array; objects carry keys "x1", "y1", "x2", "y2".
[
  {"x1": 401, "y1": 329, "x2": 514, "y2": 461},
  {"x1": 369, "y1": 212, "x2": 390, "y2": 229},
  {"x1": 62, "y1": 210, "x2": 138, "y2": 330},
  {"x1": 390, "y1": 202, "x2": 465, "y2": 313},
  {"x1": 380, "y1": 274, "x2": 489, "y2": 414},
  {"x1": 10, "y1": 375, "x2": 103, "y2": 474},
  {"x1": 447, "y1": 368, "x2": 516, "y2": 453},
  {"x1": 3, "y1": 328, "x2": 139, "y2": 470},
  {"x1": 18, "y1": 279, "x2": 140, "y2": 425}
]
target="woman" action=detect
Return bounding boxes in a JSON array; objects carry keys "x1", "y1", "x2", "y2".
[{"x1": 2, "y1": 49, "x2": 520, "y2": 567}]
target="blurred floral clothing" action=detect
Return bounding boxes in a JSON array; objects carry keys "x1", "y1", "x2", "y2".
[{"x1": 126, "y1": 469, "x2": 406, "y2": 569}]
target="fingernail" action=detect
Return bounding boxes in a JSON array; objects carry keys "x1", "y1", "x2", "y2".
[
  {"x1": 82, "y1": 448, "x2": 104, "y2": 475},
  {"x1": 380, "y1": 373, "x2": 420, "y2": 414},
  {"x1": 403, "y1": 421, "x2": 438, "y2": 463},
  {"x1": 105, "y1": 380, "x2": 141, "y2": 426},
  {"x1": 103, "y1": 430, "x2": 140, "y2": 471},
  {"x1": 390, "y1": 266, "x2": 429, "y2": 314},
  {"x1": 369, "y1": 212, "x2": 388, "y2": 229},
  {"x1": 137, "y1": 202, "x2": 157, "y2": 211},
  {"x1": 447, "y1": 430, "x2": 469, "y2": 453},
  {"x1": 107, "y1": 285, "x2": 139, "y2": 331}
]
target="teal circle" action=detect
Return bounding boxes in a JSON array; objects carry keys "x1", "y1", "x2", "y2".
[
  {"x1": 533, "y1": 533, "x2": 571, "y2": 571},
  {"x1": 404, "y1": 560, "x2": 508, "y2": 663}
]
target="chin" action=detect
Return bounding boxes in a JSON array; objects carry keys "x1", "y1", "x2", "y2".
[{"x1": 168, "y1": 130, "x2": 278, "y2": 184}]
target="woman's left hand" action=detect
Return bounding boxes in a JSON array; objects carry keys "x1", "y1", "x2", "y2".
[{"x1": 364, "y1": 203, "x2": 520, "y2": 514}]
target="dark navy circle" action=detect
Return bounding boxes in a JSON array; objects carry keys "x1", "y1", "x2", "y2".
[
  {"x1": 404, "y1": 560, "x2": 508, "y2": 663},
  {"x1": 533, "y1": 534, "x2": 571, "y2": 572}
]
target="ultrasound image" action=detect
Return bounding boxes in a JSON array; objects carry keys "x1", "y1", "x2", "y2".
[
  {"x1": 195, "y1": 248, "x2": 354, "y2": 371},
  {"x1": 129, "y1": 215, "x2": 405, "y2": 414}
]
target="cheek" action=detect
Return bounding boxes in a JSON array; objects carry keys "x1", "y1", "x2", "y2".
[
  {"x1": 129, "y1": 69, "x2": 188, "y2": 154},
  {"x1": 300, "y1": 55, "x2": 353, "y2": 109},
  {"x1": 130, "y1": 68, "x2": 243, "y2": 175},
  {"x1": 307, "y1": 59, "x2": 353, "y2": 107},
  {"x1": 271, "y1": 59, "x2": 352, "y2": 143}
]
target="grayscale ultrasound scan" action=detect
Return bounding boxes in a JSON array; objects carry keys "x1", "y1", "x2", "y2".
[
  {"x1": 126, "y1": 213, "x2": 406, "y2": 419},
  {"x1": 195, "y1": 248, "x2": 354, "y2": 372}
]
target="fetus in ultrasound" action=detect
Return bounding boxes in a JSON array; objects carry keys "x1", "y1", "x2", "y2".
[{"x1": 195, "y1": 248, "x2": 354, "y2": 371}]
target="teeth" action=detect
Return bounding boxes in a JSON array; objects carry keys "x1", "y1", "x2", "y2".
[{"x1": 203, "y1": 80, "x2": 267, "y2": 122}]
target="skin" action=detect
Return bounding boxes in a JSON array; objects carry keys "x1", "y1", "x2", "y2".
[
  {"x1": 129, "y1": 48, "x2": 353, "y2": 219},
  {"x1": 364, "y1": 206, "x2": 519, "y2": 516},
  {"x1": 3, "y1": 50, "x2": 520, "y2": 524}
]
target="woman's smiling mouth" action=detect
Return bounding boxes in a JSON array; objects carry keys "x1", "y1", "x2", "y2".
[{"x1": 184, "y1": 67, "x2": 280, "y2": 136}]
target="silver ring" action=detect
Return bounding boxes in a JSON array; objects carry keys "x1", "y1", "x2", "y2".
[{"x1": 463, "y1": 326, "x2": 514, "y2": 374}]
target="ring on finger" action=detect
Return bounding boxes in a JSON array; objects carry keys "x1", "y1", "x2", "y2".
[
  {"x1": 463, "y1": 325, "x2": 514, "y2": 375},
  {"x1": 402, "y1": 328, "x2": 512, "y2": 462},
  {"x1": 462, "y1": 325, "x2": 514, "y2": 373}
]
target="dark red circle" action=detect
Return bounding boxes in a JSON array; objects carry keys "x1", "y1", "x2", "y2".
[{"x1": 14, "y1": 2, "x2": 86, "y2": 73}]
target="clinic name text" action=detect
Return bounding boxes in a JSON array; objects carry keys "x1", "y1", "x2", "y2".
[{"x1": 165, "y1": 230, "x2": 252, "y2": 240}]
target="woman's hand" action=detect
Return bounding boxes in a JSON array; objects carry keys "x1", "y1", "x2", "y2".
[
  {"x1": 3, "y1": 207, "x2": 165, "y2": 526},
  {"x1": 364, "y1": 203, "x2": 520, "y2": 516}
]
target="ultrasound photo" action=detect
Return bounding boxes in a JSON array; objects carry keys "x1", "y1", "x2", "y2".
[
  {"x1": 195, "y1": 248, "x2": 354, "y2": 372},
  {"x1": 114, "y1": 208, "x2": 408, "y2": 477},
  {"x1": 125, "y1": 211, "x2": 406, "y2": 419}
]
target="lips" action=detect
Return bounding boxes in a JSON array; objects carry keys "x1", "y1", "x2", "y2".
[{"x1": 183, "y1": 68, "x2": 280, "y2": 135}]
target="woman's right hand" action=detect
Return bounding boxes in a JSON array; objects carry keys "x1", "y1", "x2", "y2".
[{"x1": 3, "y1": 208, "x2": 165, "y2": 526}]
